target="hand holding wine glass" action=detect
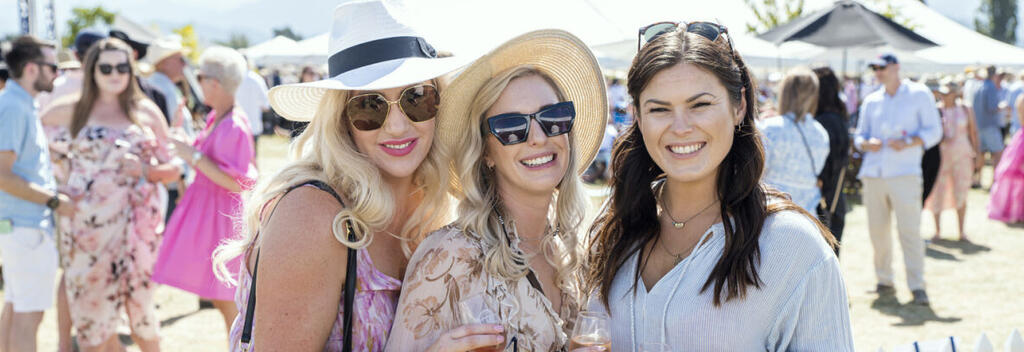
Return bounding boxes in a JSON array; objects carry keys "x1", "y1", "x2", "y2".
[{"x1": 570, "y1": 311, "x2": 610, "y2": 351}]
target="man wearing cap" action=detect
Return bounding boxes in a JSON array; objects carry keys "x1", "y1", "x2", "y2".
[
  {"x1": 856, "y1": 54, "x2": 942, "y2": 306},
  {"x1": 0, "y1": 35, "x2": 68, "y2": 352},
  {"x1": 974, "y1": 65, "x2": 1005, "y2": 188}
]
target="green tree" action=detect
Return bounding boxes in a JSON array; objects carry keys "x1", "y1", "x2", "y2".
[
  {"x1": 272, "y1": 26, "x2": 303, "y2": 41},
  {"x1": 216, "y1": 32, "x2": 251, "y2": 49},
  {"x1": 744, "y1": 0, "x2": 806, "y2": 33},
  {"x1": 61, "y1": 6, "x2": 116, "y2": 48},
  {"x1": 974, "y1": 0, "x2": 1018, "y2": 44}
]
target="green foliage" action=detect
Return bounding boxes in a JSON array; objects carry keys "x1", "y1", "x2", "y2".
[
  {"x1": 216, "y1": 32, "x2": 251, "y2": 49},
  {"x1": 61, "y1": 6, "x2": 116, "y2": 48},
  {"x1": 272, "y1": 27, "x2": 302, "y2": 41},
  {"x1": 974, "y1": 0, "x2": 1018, "y2": 44},
  {"x1": 744, "y1": 0, "x2": 806, "y2": 33}
]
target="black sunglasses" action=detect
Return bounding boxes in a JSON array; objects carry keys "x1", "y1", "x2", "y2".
[
  {"x1": 638, "y1": 21, "x2": 736, "y2": 53},
  {"x1": 485, "y1": 101, "x2": 575, "y2": 146},
  {"x1": 98, "y1": 62, "x2": 131, "y2": 75},
  {"x1": 345, "y1": 84, "x2": 439, "y2": 131},
  {"x1": 34, "y1": 61, "x2": 57, "y2": 72}
]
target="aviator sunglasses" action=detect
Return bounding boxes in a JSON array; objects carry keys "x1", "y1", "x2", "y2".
[
  {"x1": 485, "y1": 101, "x2": 575, "y2": 146},
  {"x1": 638, "y1": 21, "x2": 736, "y2": 53},
  {"x1": 98, "y1": 62, "x2": 131, "y2": 75},
  {"x1": 345, "y1": 84, "x2": 439, "y2": 131}
]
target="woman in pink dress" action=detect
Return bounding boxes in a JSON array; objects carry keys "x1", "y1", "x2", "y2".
[
  {"x1": 152, "y1": 46, "x2": 257, "y2": 334},
  {"x1": 989, "y1": 94, "x2": 1024, "y2": 223},
  {"x1": 926, "y1": 79, "x2": 978, "y2": 241},
  {"x1": 42, "y1": 38, "x2": 180, "y2": 352}
]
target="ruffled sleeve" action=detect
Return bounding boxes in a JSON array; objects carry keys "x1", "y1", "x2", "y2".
[
  {"x1": 385, "y1": 228, "x2": 488, "y2": 351},
  {"x1": 203, "y1": 111, "x2": 257, "y2": 190}
]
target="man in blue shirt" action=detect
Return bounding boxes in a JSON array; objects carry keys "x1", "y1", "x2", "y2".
[
  {"x1": 973, "y1": 65, "x2": 1006, "y2": 188},
  {"x1": 856, "y1": 54, "x2": 943, "y2": 306},
  {"x1": 0, "y1": 35, "x2": 72, "y2": 352}
]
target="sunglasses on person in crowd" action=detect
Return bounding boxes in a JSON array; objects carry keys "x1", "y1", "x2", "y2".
[
  {"x1": 34, "y1": 61, "x2": 58, "y2": 73},
  {"x1": 345, "y1": 84, "x2": 439, "y2": 131},
  {"x1": 638, "y1": 21, "x2": 736, "y2": 53},
  {"x1": 485, "y1": 101, "x2": 575, "y2": 146},
  {"x1": 98, "y1": 62, "x2": 131, "y2": 75}
]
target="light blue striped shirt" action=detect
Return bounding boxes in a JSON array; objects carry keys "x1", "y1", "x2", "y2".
[
  {"x1": 589, "y1": 209, "x2": 853, "y2": 351},
  {"x1": 854, "y1": 80, "x2": 942, "y2": 179}
]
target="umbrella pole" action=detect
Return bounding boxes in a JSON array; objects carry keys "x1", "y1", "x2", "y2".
[{"x1": 842, "y1": 48, "x2": 848, "y2": 78}]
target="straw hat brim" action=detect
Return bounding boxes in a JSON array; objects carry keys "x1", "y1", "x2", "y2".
[
  {"x1": 435, "y1": 29, "x2": 608, "y2": 177},
  {"x1": 268, "y1": 56, "x2": 468, "y2": 122}
]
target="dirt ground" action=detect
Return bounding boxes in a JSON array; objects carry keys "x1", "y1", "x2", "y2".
[{"x1": 12, "y1": 135, "x2": 1023, "y2": 351}]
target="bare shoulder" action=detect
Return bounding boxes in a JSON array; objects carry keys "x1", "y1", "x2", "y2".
[
  {"x1": 40, "y1": 100, "x2": 75, "y2": 127},
  {"x1": 134, "y1": 99, "x2": 167, "y2": 128},
  {"x1": 257, "y1": 185, "x2": 350, "y2": 268}
]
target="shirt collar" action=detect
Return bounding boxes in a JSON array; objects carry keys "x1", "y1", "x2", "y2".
[{"x1": 4, "y1": 80, "x2": 35, "y2": 106}]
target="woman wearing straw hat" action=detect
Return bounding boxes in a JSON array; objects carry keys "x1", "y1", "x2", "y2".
[
  {"x1": 211, "y1": 1, "x2": 467, "y2": 351},
  {"x1": 386, "y1": 29, "x2": 607, "y2": 351},
  {"x1": 585, "y1": 22, "x2": 853, "y2": 350},
  {"x1": 926, "y1": 77, "x2": 978, "y2": 241}
]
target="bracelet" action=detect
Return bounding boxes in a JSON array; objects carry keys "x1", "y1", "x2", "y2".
[{"x1": 191, "y1": 150, "x2": 203, "y2": 166}]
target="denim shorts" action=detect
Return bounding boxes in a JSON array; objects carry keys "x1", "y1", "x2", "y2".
[{"x1": 979, "y1": 126, "x2": 1005, "y2": 153}]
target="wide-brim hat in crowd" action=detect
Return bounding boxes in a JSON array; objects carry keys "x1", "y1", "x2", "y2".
[
  {"x1": 268, "y1": 0, "x2": 468, "y2": 122},
  {"x1": 435, "y1": 29, "x2": 608, "y2": 176},
  {"x1": 143, "y1": 34, "x2": 185, "y2": 67},
  {"x1": 109, "y1": 30, "x2": 149, "y2": 60},
  {"x1": 938, "y1": 77, "x2": 959, "y2": 95},
  {"x1": 56, "y1": 49, "x2": 80, "y2": 70}
]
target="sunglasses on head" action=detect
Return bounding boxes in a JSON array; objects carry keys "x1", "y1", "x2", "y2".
[
  {"x1": 485, "y1": 101, "x2": 575, "y2": 146},
  {"x1": 98, "y1": 62, "x2": 131, "y2": 75},
  {"x1": 638, "y1": 21, "x2": 735, "y2": 53},
  {"x1": 345, "y1": 84, "x2": 439, "y2": 131}
]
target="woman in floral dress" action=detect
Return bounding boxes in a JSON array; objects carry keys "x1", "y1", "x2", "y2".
[
  {"x1": 42, "y1": 38, "x2": 179, "y2": 352},
  {"x1": 926, "y1": 79, "x2": 978, "y2": 241},
  {"x1": 386, "y1": 30, "x2": 608, "y2": 351}
]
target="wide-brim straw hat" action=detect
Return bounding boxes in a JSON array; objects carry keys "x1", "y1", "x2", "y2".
[
  {"x1": 436, "y1": 29, "x2": 608, "y2": 176},
  {"x1": 143, "y1": 34, "x2": 186, "y2": 67},
  {"x1": 268, "y1": 0, "x2": 469, "y2": 122},
  {"x1": 938, "y1": 77, "x2": 959, "y2": 95}
]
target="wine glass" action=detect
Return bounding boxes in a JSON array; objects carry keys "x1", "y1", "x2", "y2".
[
  {"x1": 458, "y1": 293, "x2": 507, "y2": 352},
  {"x1": 639, "y1": 342, "x2": 672, "y2": 352},
  {"x1": 570, "y1": 311, "x2": 611, "y2": 350}
]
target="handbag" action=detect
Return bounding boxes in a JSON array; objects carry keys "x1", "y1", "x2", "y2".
[{"x1": 240, "y1": 180, "x2": 357, "y2": 352}]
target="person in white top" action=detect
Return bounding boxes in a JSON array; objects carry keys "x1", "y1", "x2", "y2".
[
  {"x1": 235, "y1": 68, "x2": 269, "y2": 153},
  {"x1": 585, "y1": 22, "x2": 852, "y2": 351}
]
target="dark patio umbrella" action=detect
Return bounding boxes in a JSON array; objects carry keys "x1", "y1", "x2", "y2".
[
  {"x1": 758, "y1": 0, "x2": 938, "y2": 50},
  {"x1": 758, "y1": 0, "x2": 937, "y2": 75}
]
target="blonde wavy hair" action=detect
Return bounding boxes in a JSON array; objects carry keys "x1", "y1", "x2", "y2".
[
  {"x1": 213, "y1": 80, "x2": 452, "y2": 284},
  {"x1": 449, "y1": 67, "x2": 588, "y2": 292}
]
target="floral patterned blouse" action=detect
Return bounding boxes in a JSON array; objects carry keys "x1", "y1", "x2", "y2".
[{"x1": 386, "y1": 226, "x2": 581, "y2": 351}]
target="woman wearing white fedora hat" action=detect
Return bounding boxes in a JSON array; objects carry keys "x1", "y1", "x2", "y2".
[
  {"x1": 212, "y1": 1, "x2": 468, "y2": 351},
  {"x1": 386, "y1": 29, "x2": 608, "y2": 352}
]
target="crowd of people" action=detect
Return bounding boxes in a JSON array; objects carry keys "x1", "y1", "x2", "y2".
[{"x1": 0, "y1": 0, "x2": 1022, "y2": 351}]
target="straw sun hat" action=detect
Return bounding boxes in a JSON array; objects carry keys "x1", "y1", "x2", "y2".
[
  {"x1": 435, "y1": 29, "x2": 609, "y2": 176},
  {"x1": 268, "y1": 0, "x2": 468, "y2": 122}
]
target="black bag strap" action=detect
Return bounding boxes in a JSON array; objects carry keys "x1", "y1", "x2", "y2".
[{"x1": 240, "y1": 180, "x2": 356, "y2": 352}]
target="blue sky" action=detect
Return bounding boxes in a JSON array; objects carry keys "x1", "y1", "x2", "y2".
[{"x1": 2, "y1": 0, "x2": 1022, "y2": 46}]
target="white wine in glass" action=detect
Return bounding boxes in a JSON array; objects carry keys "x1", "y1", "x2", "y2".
[
  {"x1": 570, "y1": 311, "x2": 611, "y2": 350},
  {"x1": 458, "y1": 293, "x2": 507, "y2": 352}
]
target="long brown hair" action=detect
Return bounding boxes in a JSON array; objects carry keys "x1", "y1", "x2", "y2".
[
  {"x1": 586, "y1": 27, "x2": 836, "y2": 308},
  {"x1": 71, "y1": 38, "x2": 144, "y2": 137}
]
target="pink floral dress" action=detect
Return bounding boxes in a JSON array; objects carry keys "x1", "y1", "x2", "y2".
[
  {"x1": 49, "y1": 124, "x2": 170, "y2": 347},
  {"x1": 227, "y1": 184, "x2": 403, "y2": 351},
  {"x1": 926, "y1": 105, "x2": 975, "y2": 212}
]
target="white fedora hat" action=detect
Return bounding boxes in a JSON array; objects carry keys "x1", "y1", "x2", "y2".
[
  {"x1": 143, "y1": 34, "x2": 185, "y2": 67},
  {"x1": 269, "y1": 0, "x2": 468, "y2": 121}
]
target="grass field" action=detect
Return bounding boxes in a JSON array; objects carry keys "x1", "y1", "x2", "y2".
[{"x1": 15, "y1": 134, "x2": 1024, "y2": 351}]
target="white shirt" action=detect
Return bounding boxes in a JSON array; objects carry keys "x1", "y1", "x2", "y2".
[
  {"x1": 235, "y1": 70, "x2": 269, "y2": 136},
  {"x1": 589, "y1": 210, "x2": 854, "y2": 351}
]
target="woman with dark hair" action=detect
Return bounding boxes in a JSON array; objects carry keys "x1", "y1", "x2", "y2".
[
  {"x1": 585, "y1": 22, "x2": 852, "y2": 350},
  {"x1": 813, "y1": 66, "x2": 851, "y2": 248}
]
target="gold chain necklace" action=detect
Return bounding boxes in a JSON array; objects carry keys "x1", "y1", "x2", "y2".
[{"x1": 658, "y1": 183, "x2": 718, "y2": 229}]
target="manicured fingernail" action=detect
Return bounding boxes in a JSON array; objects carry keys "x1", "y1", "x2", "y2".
[
  {"x1": 496, "y1": 336, "x2": 505, "y2": 343},
  {"x1": 493, "y1": 325, "x2": 504, "y2": 332}
]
